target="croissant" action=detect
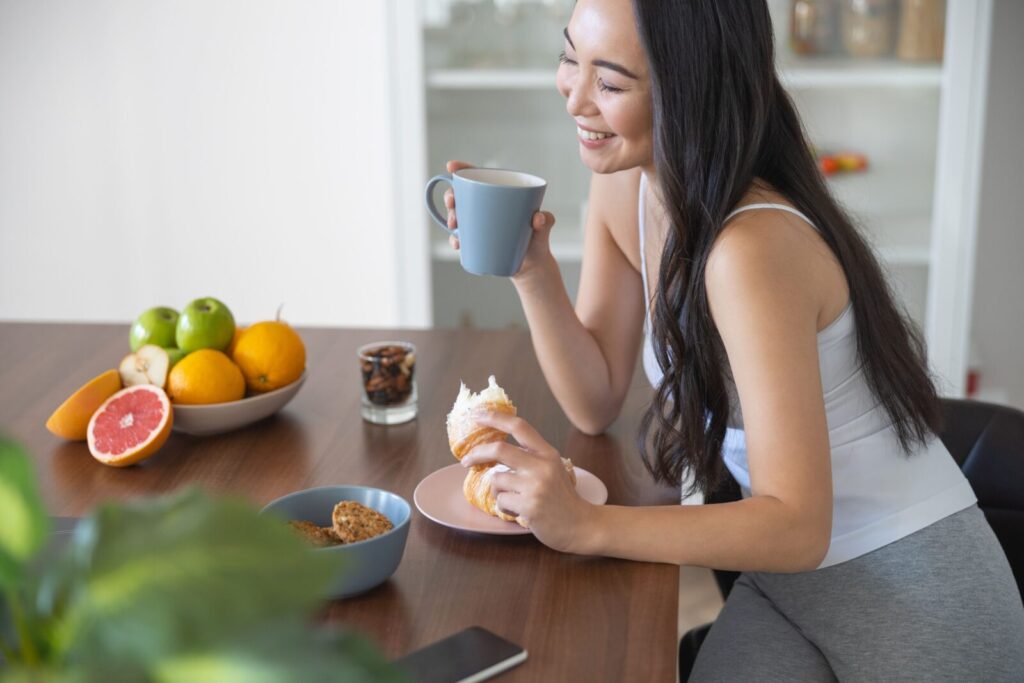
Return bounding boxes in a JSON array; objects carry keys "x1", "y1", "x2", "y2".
[
  {"x1": 463, "y1": 458, "x2": 577, "y2": 528},
  {"x1": 446, "y1": 375, "x2": 516, "y2": 461}
]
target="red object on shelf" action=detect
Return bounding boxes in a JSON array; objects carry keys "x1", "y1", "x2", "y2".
[
  {"x1": 816, "y1": 150, "x2": 869, "y2": 176},
  {"x1": 819, "y1": 156, "x2": 840, "y2": 175},
  {"x1": 966, "y1": 369, "x2": 980, "y2": 398}
]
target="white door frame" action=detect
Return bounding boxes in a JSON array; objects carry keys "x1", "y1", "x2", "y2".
[
  {"x1": 386, "y1": 0, "x2": 432, "y2": 327},
  {"x1": 927, "y1": 0, "x2": 993, "y2": 396}
]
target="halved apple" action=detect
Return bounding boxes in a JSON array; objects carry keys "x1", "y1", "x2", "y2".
[{"x1": 119, "y1": 344, "x2": 170, "y2": 389}]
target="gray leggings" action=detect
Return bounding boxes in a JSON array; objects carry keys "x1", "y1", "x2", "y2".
[{"x1": 691, "y1": 505, "x2": 1024, "y2": 682}]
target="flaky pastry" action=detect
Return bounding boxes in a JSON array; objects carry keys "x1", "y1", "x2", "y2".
[{"x1": 446, "y1": 375, "x2": 516, "y2": 461}]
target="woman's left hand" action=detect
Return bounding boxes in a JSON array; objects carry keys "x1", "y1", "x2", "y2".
[{"x1": 461, "y1": 410, "x2": 595, "y2": 554}]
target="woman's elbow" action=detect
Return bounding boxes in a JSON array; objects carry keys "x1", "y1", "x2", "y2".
[
  {"x1": 798, "y1": 536, "x2": 831, "y2": 572},
  {"x1": 789, "y1": 525, "x2": 831, "y2": 572},
  {"x1": 568, "y1": 403, "x2": 622, "y2": 435},
  {"x1": 571, "y1": 416, "x2": 613, "y2": 436}
]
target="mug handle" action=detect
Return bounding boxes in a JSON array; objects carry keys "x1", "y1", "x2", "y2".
[{"x1": 424, "y1": 174, "x2": 457, "y2": 236}]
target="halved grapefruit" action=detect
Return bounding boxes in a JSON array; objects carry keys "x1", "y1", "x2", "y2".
[
  {"x1": 46, "y1": 369, "x2": 122, "y2": 440},
  {"x1": 87, "y1": 385, "x2": 173, "y2": 467}
]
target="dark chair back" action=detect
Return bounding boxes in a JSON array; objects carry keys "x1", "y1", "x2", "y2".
[{"x1": 938, "y1": 398, "x2": 1024, "y2": 597}]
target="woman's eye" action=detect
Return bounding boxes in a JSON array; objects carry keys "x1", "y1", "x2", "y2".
[
  {"x1": 598, "y1": 79, "x2": 624, "y2": 94},
  {"x1": 558, "y1": 51, "x2": 577, "y2": 65}
]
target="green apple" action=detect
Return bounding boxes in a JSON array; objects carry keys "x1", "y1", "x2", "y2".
[
  {"x1": 176, "y1": 297, "x2": 235, "y2": 353},
  {"x1": 129, "y1": 306, "x2": 179, "y2": 351},
  {"x1": 167, "y1": 348, "x2": 186, "y2": 368}
]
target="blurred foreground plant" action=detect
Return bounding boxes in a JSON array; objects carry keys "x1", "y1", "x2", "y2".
[{"x1": 0, "y1": 438, "x2": 403, "y2": 682}]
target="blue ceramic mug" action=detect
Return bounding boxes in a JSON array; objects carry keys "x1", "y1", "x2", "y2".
[{"x1": 425, "y1": 168, "x2": 547, "y2": 277}]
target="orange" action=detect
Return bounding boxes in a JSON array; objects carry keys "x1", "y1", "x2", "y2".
[
  {"x1": 166, "y1": 349, "x2": 245, "y2": 405},
  {"x1": 232, "y1": 321, "x2": 306, "y2": 393},
  {"x1": 46, "y1": 369, "x2": 122, "y2": 441},
  {"x1": 87, "y1": 385, "x2": 173, "y2": 467}
]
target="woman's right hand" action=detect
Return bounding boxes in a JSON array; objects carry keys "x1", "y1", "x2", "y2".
[{"x1": 444, "y1": 159, "x2": 558, "y2": 281}]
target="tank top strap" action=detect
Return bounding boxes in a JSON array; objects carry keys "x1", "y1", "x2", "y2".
[
  {"x1": 724, "y1": 202, "x2": 818, "y2": 232},
  {"x1": 638, "y1": 173, "x2": 652, "y2": 325},
  {"x1": 638, "y1": 173, "x2": 648, "y2": 278}
]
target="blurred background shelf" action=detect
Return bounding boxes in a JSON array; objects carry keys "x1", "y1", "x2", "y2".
[
  {"x1": 779, "y1": 59, "x2": 943, "y2": 88},
  {"x1": 427, "y1": 68, "x2": 554, "y2": 89}
]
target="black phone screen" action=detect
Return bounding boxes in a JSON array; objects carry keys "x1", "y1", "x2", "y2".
[{"x1": 393, "y1": 626, "x2": 528, "y2": 683}]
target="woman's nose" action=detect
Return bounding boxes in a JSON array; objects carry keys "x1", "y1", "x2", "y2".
[{"x1": 563, "y1": 77, "x2": 595, "y2": 118}]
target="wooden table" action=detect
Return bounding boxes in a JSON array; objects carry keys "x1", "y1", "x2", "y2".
[{"x1": 0, "y1": 322, "x2": 682, "y2": 681}]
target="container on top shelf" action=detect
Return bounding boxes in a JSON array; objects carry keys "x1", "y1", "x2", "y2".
[
  {"x1": 786, "y1": 0, "x2": 946, "y2": 63},
  {"x1": 897, "y1": 0, "x2": 946, "y2": 62}
]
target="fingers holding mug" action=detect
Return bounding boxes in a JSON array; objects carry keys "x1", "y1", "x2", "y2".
[
  {"x1": 446, "y1": 159, "x2": 474, "y2": 174},
  {"x1": 444, "y1": 163, "x2": 468, "y2": 233},
  {"x1": 532, "y1": 211, "x2": 556, "y2": 233},
  {"x1": 445, "y1": 188, "x2": 458, "y2": 231}
]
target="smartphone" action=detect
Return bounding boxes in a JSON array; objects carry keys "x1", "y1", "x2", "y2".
[{"x1": 393, "y1": 626, "x2": 528, "y2": 683}]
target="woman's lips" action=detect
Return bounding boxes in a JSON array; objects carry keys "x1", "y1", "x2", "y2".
[{"x1": 577, "y1": 126, "x2": 617, "y2": 149}]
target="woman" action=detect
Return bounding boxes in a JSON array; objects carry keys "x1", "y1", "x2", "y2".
[{"x1": 447, "y1": 1, "x2": 1024, "y2": 679}]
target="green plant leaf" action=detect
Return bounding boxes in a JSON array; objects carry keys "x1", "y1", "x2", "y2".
[
  {"x1": 38, "y1": 488, "x2": 343, "y2": 671},
  {"x1": 0, "y1": 664, "x2": 86, "y2": 683},
  {"x1": 0, "y1": 439, "x2": 49, "y2": 591},
  {"x1": 151, "y1": 623, "x2": 407, "y2": 683}
]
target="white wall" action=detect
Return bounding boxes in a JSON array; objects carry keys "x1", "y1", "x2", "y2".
[
  {"x1": 970, "y1": 0, "x2": 1024, "y2": 409},
  {"x1": 0, "y1": 0, "x2": 401, "y2": 327}
]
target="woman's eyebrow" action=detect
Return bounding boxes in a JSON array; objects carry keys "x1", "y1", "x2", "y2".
[
  {"x1": 563, "y1": 27, "x2": 575, "y2": 49},
  {"x1": 563, "y1": 27, "x2": 640, "y2": 80}
]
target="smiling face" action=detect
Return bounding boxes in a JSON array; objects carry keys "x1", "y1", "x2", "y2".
[{"x1": 555, "y1": 0, "x2": 653, "y2": 174}]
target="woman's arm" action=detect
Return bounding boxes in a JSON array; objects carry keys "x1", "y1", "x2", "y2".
[
  {"x1": 462, "y1": 211, "x2": 836, "y2": 572},
  {"x1": 511, "y1": 170, "x2": 646, "y2": 434}
]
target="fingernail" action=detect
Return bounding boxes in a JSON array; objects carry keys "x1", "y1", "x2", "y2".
[{"x1": 470, "y1": 408, "x2": 491, "y2": 420}]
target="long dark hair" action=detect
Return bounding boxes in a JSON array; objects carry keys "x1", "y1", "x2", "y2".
[{"x1": 632, "y1": 0, "x2": 943, "y2": 496}]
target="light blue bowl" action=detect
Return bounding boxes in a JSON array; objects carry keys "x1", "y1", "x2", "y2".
[{"x1": 261, "y1": 485, "x2": 411, "y2": 598}]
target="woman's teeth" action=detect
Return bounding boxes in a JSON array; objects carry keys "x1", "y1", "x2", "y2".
[{"x1": 578, "y1": 127, "x2": 614, "y2": 141}]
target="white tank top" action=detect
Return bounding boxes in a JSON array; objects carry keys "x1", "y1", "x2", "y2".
[{"x1": 637, "y1": 174, "x2": 976, "y2": 568}]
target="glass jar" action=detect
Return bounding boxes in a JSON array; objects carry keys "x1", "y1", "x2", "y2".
[
  {"x1": 358, "y1": 341, "x2": 418, "y2": 425},
  {"x1": 790, "y1": 0, "x2": 840, "y2": 57},
  {"x1": 841, "y1": 0, "x2": 898, "y2": 58},
  {"x1": 897, "y1": 0, "x2": 946, "y2": 62}
]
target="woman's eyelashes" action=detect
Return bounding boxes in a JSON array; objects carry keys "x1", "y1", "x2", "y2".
[
  {"x1": 558, "y1": 51, "x2": 626, "y2": 94},
  {"x1": 597, "y1": 79, "x2": 625, "y2": 93}
]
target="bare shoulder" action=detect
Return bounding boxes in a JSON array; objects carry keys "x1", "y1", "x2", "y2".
[
  {"x1": 586, "y1": 168, "x2": 643, "y2": 271},
  {"x1": 705, "y1": 206, "x2": 842, "y2": 330}
]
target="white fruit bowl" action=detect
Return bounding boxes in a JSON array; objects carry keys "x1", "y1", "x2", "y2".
[{"x1": 171, "y1": 371, "x2": 307, "y2": 436}]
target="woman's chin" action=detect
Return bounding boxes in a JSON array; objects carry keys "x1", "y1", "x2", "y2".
[
  {"x1": 580, "y1": 153, "x2": 626, "y2": 175},
  {"x1": 579, "y1": 147, "x2": 646, "y2": 176}
]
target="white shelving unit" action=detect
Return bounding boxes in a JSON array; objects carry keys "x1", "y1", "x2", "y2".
[{"x1": 391, "y1": 0, "x2": 993, "y2": 396}]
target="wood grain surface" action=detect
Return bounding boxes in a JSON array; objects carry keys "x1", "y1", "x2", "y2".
[{"x1": 0, "y1": 322, "x2": 682, "y2": 681}]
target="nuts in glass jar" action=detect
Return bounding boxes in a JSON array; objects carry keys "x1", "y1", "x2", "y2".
[{"x1": 359, "y1": 343, "x2": 416, "y2": 406}]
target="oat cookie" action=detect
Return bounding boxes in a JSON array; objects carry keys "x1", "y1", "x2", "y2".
[
  {"x1": 289, "y1": 519, "x2": 342, "y2": 547},
  {"x1": 331, "y1": 500, "x2": 393, "y2": 543}
]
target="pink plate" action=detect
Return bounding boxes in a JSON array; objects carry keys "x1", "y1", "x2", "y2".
[{"x1": 413, "y1": 463, "x2": 609, "y2": 535}]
